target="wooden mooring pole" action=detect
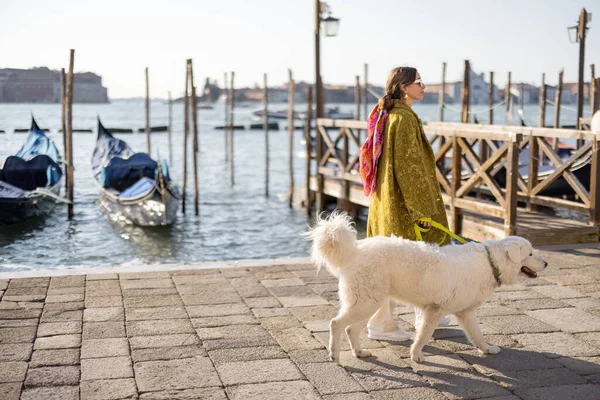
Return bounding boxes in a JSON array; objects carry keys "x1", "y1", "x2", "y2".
[
  {"x1": 505, "y1": 72, "x2": 512, "y2": 124},
  {"x1": 488, "y1": 72, "x2": 494, "y2": 125},
  {"x1": 145, "y1": 67, "x2": 151, "y2": 155},
  {"x1": 440, "y1": 62, "x2": 446, "y2": 122},
  {"x1": 363, "y1": 63, "x2": 369, "y2": 121},
  {"x1": 461, "y1": 60, "x2": 470, "y2": 124},
  {"x1": 229, "y1": 72, "x2": 235, "y2": 187},
  {"x1": 182, "y1": 60, "x2": 190, "y2": 214},
  {"x1": 355, "y1": 75, "x2": 361, "y2": 142},
  {"x1": 519, "y1": 82, "x2": 525, "y2": 123},
  {"x1": 452, "y1": 60, "x2": 469, "y2": 234},
  {"x1": 224, "y1": 72, "x2": 229, "y2": 163},
  {"x1": 264, "y1": 73, "x2": 269, "y2": 197},
  {"x1": 66, "y1": 49, "x2": 75, "y2": 219},
  {"x1": 190, "y1": 60, "x2": 199, "y2": 216},
  {"x1": 168, "y1": 91, "x2": 173, "y2": 167},
  {"x1": 528, "y1": 73, "x2": 546, "y2": 212},
  {"x1": 591, "y1": 65, "x2": 597, "y2": 116},
  {"x1": 305, "y1": 87, "x2": 313, "y2": 215},
  {"x1": 553, "y1": 68, "x2": 564, "y2": 150},
  {"x1": 287, "y1": 70, "x2": 295, "y2": 206},
  {"x1": 60, "y1": 68, "x2": 67, "y2": 195}
]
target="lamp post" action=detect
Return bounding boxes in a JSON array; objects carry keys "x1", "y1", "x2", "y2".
[
  {"x1": 568, "y1": 8, "x2": 591, "y2": 130},
  {"x1": 315, "y1": 0, "x2": 340, "y2": 120}
]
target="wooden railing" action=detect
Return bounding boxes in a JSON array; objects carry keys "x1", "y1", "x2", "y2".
[{"x1": 314, "y1": 118, "x2": 600, "y2": 237}]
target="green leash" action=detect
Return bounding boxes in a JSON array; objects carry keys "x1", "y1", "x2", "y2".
[{"x1": 414, "y1": 218, "x2": 468, "y2": 245}]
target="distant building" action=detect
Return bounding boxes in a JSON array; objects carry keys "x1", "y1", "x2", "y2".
[{"x1": 0, "y1": 67, "x2": 109, "y2": 103}]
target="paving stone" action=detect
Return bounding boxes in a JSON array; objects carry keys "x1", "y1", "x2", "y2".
[
  {"x1": 313, "y1": 330, "x2": 385, "y2": 351},
  {"x1": 40, "y1": 309, "x2": 82, "y2": 322},
  {"x1": 196, "y1": 324, "x2": 270, "y2": 340},
  {"x1": 127, "y1": 319, "x2": 195, "y2": 337},
  {"x1": 34, "y1": 334, "x2": 81, "y2": 350},
  {"x1": 120, "y1": 278, "x2": 174, "y2": 290},
  {"x1": 261, "y1": 278, "x2": 305, "y2": 287},
  {"x1": 81, "y1": 338, "x2": 130, "y2": 358},
  {"x1": 479, "y1": 315, "x2": 558, "y2": 334},
  {"x1": 126, "y1": 306, "x2": 188, "y2": 320},
  {"x1": 37, "y1": 321, "x2": 82, "y2": 337},
  {"x1": 139, "y1": 387, "x2": 227, "y2": 399},
  {"x1": 84, "y1": 307, "x2": 124, "y2": 322},
  {"x1": 0, "y1": 361, "x2": 27, "y2": 382},
  {"x1": 84, "y1": 296, "x2": 123, "y2": 308},
  {"x1": 513, "y1": 384, "x2": 600, "y2": 400},
  {"x1": 86, "y1": 273, "x2": 119, "y2": 280},
  {"x1": 49, "y1": 275, "x2": 85, "y2": 288},
  {"x1": 252, "y1": 307, "x2": 290, "y2": 318},
  {"x1": 122, "y1": 288, "x2": 178, "y2": 297},
  {"x1": 30, "y1": 349, "x2": 80, "y2": 367},
  {"x1": 308, "y1": 283, "x2": 339, "y2": 295},
  {"x1": 0, "y1": 382, "x2": 22, "y2": 400},
  {"x1": 0, "y1": 318, "x2": 38, "y2": 328},
  {"x1": 86, "y1": 281, "x2": 121, "y2": 293},
  {"x1": 351, "y1": 368, "x2": 429, "y2": 391},
  {"x1": 47, "y1": 286, "x2": 85, "y2": 295},
  {"x1": 132, "y1": 345, "x2": 207, "y2": 363},
  {"x1": 370, "y1": 387, "x2": 448, "y2": 400},
  {"x1": 245, "y1": 297, "x2": 282, "y2": 308},
  {"x1": 191, "y1": 315, "x2": 258, "y2": 328},
  {"x1": 0, "y1": 309, "x2": 41, "y2": 319},
  {"x1": 81, "y1": 356, "x2": 133, "y2": 380},
  {"x1": 255, "y1": 270, "x2": 296, "y2": 280},
  {"x1": 120, "y1": 271, "x2": 172, "y2": 280},
  {"x1": 1, "y1": 294, "x2": 46, "y2": 302},
  {"x1": 0, "y1": 280, "x2": 7, "y2": 290},
  {"x1": 406, "y1": 354, "x2": 473, "y2": 374},
  {"x1": 4, "y1": 286, "x2": 47, "y2": 296},
  {"x1": 564, "y1": 297, "x2": 600, "y2": 311},
  {"x1": 129, "y1": 334, "x2": 200, "y2": 349},
  {"x1": 0, "y1": 300, "x2": 44, "y2": 309},
  {"x1": 0, "y1": 327, "x2": 37, "y2": 344},
  {"x1": 227, "y1": 380, "x2": 321, "y2": 400},
  {"x1": 44, "y1": 301, "x2": 84, "y2": 312},
  {"x1": 24, "y1": 366, "x2": 80, "y2": 387},
  {"x1": 424, "y1": 371, "x2": 511, "y2": 399},
  {"x1": 235, "y1": 285, "x2": 271, "y2": 298},
  {"x1": 298, "y1": 362, "x2": 364, "y2": 395},
  {"x1": 278, "y1": 295, "x2": 330, "y2": 308},
  {"x1": 459, "y1": 347, "x2": 563, "y2": 373},
  {"x1": 492, "y1": 367, "x2": 588, "y2": 389},
  {"x1": 8, "y1": 277, "x2": 49, "y2": 288},
  {"x1": 186, "y1": 303, "x2": 250, "y2": 318},
  {"x1": 45, "y1": 294, "x2": 85, "y2": 303},
  {"x1": 172, "y1": 274, "x2": 227, "y2": 285},
  {"x1": 217, "y1": 358, "x2": 303, "y2": 385},
  {"x1": 304, "y1": 320, "x2": 330, "y2": 333},
  {"x1": 180, "y1": 292, "x2": 242, "y2": 305},
  {"x1": 270, "y1": 327, "x2": 325, "y2": 351},
  {"x1": 83, "y1": 321, "x2": 126, "y2": 339},
  {"x1": 544, "y1": 274, "x2": 599, "y2": 286},
  {"x1": 574, "y1": 332, "x2": 600, "y2": 348},
  {"x1": 123, "y1": 295, "x2": 182, "y2": 308},
  {"x1": 490, "y1": 291, "x2": 547, "y2": 302},
  {"x1": 289, "y1": 305, "x2": 338, "y2": 321},
  {"x1": 527, "y1": 308, "x2": 600, "y2": 333},
  {"x1": 20, "y1": 386, "x2": 79, "y2": 400},
  {"x1": 80, "y1": 378, "x2": 137, "y2": 400},
  {"x1": 323, "y1": 393, "x2": 371, "y2": 400},
  {"x1": 260, "y1": 315, "x2": 303, "y2": 331},
  {"x1": 208, "y1": 346, "x2": 287, "y2": 366},
  {"x1": 505, "y1": 298, "x2": 572, "y2": 310},
  {"x1": 134, "y1": 357, "x2": 221, "y2": 392},
  {"x1": 512, "y1": 332, "x2": 600, "y2": 358},
  {"x1": 268, "y1": 285, "x2": 315, "y2": 297},
  {"x1": 176, "y1": 283, "x2": 237, "y2": 295},
  {"x1": 555, "y1": 356, "x2": 600, "y2": 375},
  {"x1": 0, "y1": 343, "x2": 32, "y2": 361},
  {"x1": 288, "y1": 349, "x2": 332, "y2": 364}
]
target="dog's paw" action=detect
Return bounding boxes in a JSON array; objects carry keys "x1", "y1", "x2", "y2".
[
  {"x1": 329, "y1": 350, "x2": 340, "y2": 363},
  {"x1": 410, "y1": 351, "x2": 425, "y2": 363},
  {"x1": 353, "y1": 349, "x2": 371, "y2": 358},
  {"x1": 483, "y1": 345, "x2": 501, "y2": 355}
]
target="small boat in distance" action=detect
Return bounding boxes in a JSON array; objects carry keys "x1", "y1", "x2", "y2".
[
  {"x1": 252, "y1": 106, "x2": 353, "y2": 121},
  {"x1": 0, "y1": 118, "x2": 64, "y2": 224},
  {"x1": 92, "y1": 119, "x2": 180, "y2": 226}
]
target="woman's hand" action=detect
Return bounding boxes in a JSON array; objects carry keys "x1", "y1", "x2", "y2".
[{"x1": 417, "y1": 219, "x2": 431, "y2": 229}]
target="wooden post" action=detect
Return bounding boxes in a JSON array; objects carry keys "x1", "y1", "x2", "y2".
[
  {"x1": 66, "y1": 49, "x2": 75, "y2": 219},
  {"x1": 224, "y1": 72, "x2": 229, "y2": 163},
  {"x1": 168, "y1": 91, "x2": 173, "y2": 167},
  {"x1": 591, "y1": 65, "x2": 596, "y2": 116},
  {"x1": 363, "y1": 63, "x2": 369, "y2": 121},
  {"x1": 264, "y1": 73, "x2": 269, "y2": 197},
  {"x1": 519, "y1": 82, "x2": 525, "y2": 123},
  {"x1": 590, "y1": 135, "x2": 600, "y2": 225},
  {"x1": 305, "y1": 87, "x2": 313, "y2": 215},
  {"x1": 576, "y1": 8, "x2": 588, "y2": 130},
  {"x1": 505, "y1": 72, "x2": 512, "y2": 124},
  {"x1": 145, "y1": 67, "x2": 151, "y2": 155},
  {"x1": 553, "y1": 68, "x2": 564, "y2": 151},
  {"x1": 539, "y1": 74, "x2": 547, "y2": 128},
  {"x1": 440, "y1": 62, "x2": 447, "y2": 121},
  {"x1": 594, "y1": 77, "x2": 600, "y2": 115},
  {"x1": 229, "y1": 72, "x2": 235, "y2": 187},
  {"x1": 451, "y1": 136, "x2": 462, "y2": 234},
  {"x1": 189, "y1": 60, "x2": 199, "y2": 216},
  {"x1": 461, "y1": 60, "x2": 470, "y2": 123},
  {"x1": 488, "y1": 71, "x2": 494, "y2": 125},
  {"x1": 505, "y1": 133, "x2": 521, "y2": 236},
  {"x1": 287, "y1": 70, "x2": 295, "y2": 206},
  {"x1": 355, "y1": 75, "x2": 361, "y2": 143},
  {"x1": 182, "y1": 60, "x2": 190, "y2": 214},
  {"x1": 60, "y1": 68, "x2": 67, "y2": 194},
  {"x1": 528, "y1": 74, "x2": 546, "y2": 212}
]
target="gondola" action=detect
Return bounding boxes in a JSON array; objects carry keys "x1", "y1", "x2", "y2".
[
  {"x1": 0, "y1": 118, "x2": 64, "y2": 224},
  {"x1": 92, "y1": 119, "x2": 180, "y2": 226}
]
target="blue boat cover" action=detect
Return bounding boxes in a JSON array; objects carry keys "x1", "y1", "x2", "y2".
[
  {"x1": 118, "y1": 177, "x2": 155, "y2": 199},
  {"x1": 0, "y1": 118, "x2": 62, "y2": 192},
  {"x1": 92, "y1": 120, "x2": 157, "y2": 191}
]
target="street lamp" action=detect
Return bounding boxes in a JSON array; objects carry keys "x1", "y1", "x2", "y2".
[
  {"x1": 315, "y1": 1, "x2": 341, "y2": 119},
  {"x1": 567, "y1": 8, "x2": 592, "y2": 130}
]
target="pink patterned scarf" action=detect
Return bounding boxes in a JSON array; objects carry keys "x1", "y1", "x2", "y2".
[{"x1": 359, "y1": 105, "x2": 389, "y2": 196}]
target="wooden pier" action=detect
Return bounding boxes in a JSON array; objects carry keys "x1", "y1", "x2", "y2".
[{"x1": 307, "y1": 118, "x2": 600, "y2": 246}]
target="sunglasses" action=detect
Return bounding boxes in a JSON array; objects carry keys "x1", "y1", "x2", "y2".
[{"x1": 413, "y1": 78, "x2": 425, "y2": 88}]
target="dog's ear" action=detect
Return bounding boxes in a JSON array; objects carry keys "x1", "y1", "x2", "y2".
[{"x1": 504, "y1": 241, "x2": 522, "y2": 264}]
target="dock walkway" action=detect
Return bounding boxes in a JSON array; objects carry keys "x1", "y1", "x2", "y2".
[{"x1": 1, "y1": 247, "x2": 600, "y2": 399}]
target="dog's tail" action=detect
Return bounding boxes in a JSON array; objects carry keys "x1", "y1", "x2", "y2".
[{"x1": 304, "y1": 212, "x2": 357, "y2": 278}]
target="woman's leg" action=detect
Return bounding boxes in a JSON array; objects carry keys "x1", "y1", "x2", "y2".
[{"x1": 367, "y1": 298, "x2": 411, "y2": 341}]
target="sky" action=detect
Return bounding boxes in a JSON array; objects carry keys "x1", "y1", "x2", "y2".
[{"x1": 0, "y1": 0, "x2": 598, "y2": 99}]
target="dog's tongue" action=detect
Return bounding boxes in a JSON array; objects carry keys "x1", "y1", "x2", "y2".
[{"x1": 521, "y1": 266, "x2": 537, "y2": 278}]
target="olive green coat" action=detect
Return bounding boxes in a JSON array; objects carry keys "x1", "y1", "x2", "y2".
[{"x1": 366, "y1": 100, "x2": 450, "y2": 244}]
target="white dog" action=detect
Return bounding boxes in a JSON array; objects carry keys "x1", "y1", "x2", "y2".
[{"x1": 306, "y1": 213, "x2": 547, "y2": 363}]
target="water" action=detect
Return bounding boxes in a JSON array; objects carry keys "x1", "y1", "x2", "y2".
[{"x1": 0, "y1": 100, "x2": 587, "y2": 272}]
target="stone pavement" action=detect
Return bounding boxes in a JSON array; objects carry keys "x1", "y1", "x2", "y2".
[{"x1": 1, "y1": 246, "x2": 600, "y2": 400}]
